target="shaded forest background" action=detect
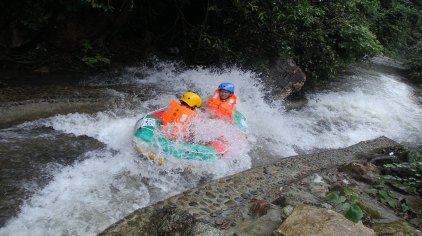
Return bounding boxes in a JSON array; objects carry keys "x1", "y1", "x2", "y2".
[{"x1": 0, "y1": 0, "x2": 421, "y2": 85}]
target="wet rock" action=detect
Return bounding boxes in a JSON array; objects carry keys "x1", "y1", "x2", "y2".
[
  {"x1": 357, "y1": 194, "x2": 399, "y2": 222},
  {"x1": 339, "y1": 162, "x2": 380, "y2": 184},
  {"x1": 282, "y1": 205, "x2": 294, "y2": 217},
  {"x1": 405, "y1": 196, "x2": 422, "y2": 229},
  {"x1": 273, "y1": 204, "x2": 376, "y2": 236},
  {"x1": 206, "y1": 191, "x2": 216, "y2": 198},
  {"x1": 200, "y1": 208, "x2": 211, "y2": 213},
  {"x1": 225, "y1": 207, "x2": 283, "y2": 236},
  {"x1": 311, "y1": 184, "x2": 330, "y2": 198},
  {"x1": 234, "y1": 197, "x2": 245, "y2": 202},
  {"x1": 265, "y1": 57, "x2": 306, "y2": 100},
  {"x1": 100, "y1": 137, "x2": 404, "y2": 236},
  {"x1": 405, "y1": 196, "x2": 422, "y2": 216},
  {"x1": 224, "y1": 200, "x2": 236, "y2": 207},
  {"x1": 371, "y1": 220, "x2": 422, "y2": 236},
  {"x1": 155, "y1": 208, "x2": 197, "y2": 235},
  {"x1": 249, "y1": 198, "x2": 271, "y2": 217},
  {"x1": 0, "y1": 85, "x2": 153, "y2": 128},
  {"x1": 240, "y1": 193, "x2": 251, "y2": 199},
  {"x1": 308, "y1": 174, "x2": 331, "y2": 198},
  {"x1": 381, "y1": 163, "x2": 420, "y2": 179},
  {"x1": 189, "y1": 222, "x2": 224, "y2": 236},
  {"x1": 272, "y1": 195, "x2": 287, "y2": 207},
  {"x1": 278, "y1": 187, "x2": 321, "y2": 206},
  {"x1": 215, "y1": 217, "x2": 225, "y2": 225},
  {"x1": 370, "y1": 155, "x2": 400, "y2": 166}
]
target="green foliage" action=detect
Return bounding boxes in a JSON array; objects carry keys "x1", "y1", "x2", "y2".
[
  {"x1": 408, "y1": 149, "x2": 422, "y2": 163},
  {"x1": 374, "y1": 188, "x2": 413, "y2": 213},
  {"x1": 2, "y1": 0, "x2": 421, "y2": 81},
  {"x1": 381, "y1": 162, "x2": 422, "y2": 195},
  {"x1": 376, "y1": 189, "x2": 398, "y2": 208},
  {"x1": 19, "y1": 3, "x2": 51, "y2": 31},
  {"x1": 2, "y1": 0, "x2": 114, "y2": 32},
  {"x1": 405, "y1": 42, "x2": 422, "y2": 83},
  {"x1": 81, "y1": 40, "x2": 111, "y2": 66},
  {"x1": 374, "y1": 0, "x2": 422, "y2": 84},
  {"x1": 401, "y1": 202, "x2": 412, "y2": 212},
  {"x1": 344, "y1": 204, "x2": 365, "y2": 223},
  {"x1": 82, "y1": 55, "x2": 111, "y2": 65},
  {"x1": 178, "y1": 0, "x2": 389, "y2": 79},
  {"x1": 326, "y1": 187, "x2": 364, "y2": 223},
  {"x1": 84, "y1": 0, "x2": 114, "y2": 12}
]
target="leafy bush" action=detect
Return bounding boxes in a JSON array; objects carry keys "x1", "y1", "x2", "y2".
[{"x1": 1, "y1": 0, "x2": 421, "y2": 82}]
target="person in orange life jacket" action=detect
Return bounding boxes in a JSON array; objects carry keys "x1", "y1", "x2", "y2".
[
  {"x1": 206, "y1": 82, "x2": 237, "y2": 121},
  {"x1": 153, "y1": 91, "x2": 202, "y2": 141}
]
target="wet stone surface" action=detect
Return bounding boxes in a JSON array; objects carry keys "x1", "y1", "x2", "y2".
[
  {"x1": 0, "y1": 84, "x2": 154, "y2": 128},
  {"x1": 99, "y1": 137, "x2": 404, "y2": 236}
]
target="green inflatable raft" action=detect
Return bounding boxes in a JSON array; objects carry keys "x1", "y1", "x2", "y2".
[{"x1": 133, "y1": 111, "x2": 247, "y2": 164}]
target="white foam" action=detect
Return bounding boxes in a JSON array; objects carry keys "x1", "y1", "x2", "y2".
[
  {"x1": 41, "y1": 112, "x2": 138, "y2": 150},
  {"x1": 0, "y1": 151, "x2": 150, "y2": 236}
]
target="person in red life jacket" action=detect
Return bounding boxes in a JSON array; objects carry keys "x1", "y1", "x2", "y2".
[
  {"x1": 152, "y1": 91, "x2": 202, "y2": 141},
  {"x1": 206, "y1": 82, "x2": 237, "y2": 121}
]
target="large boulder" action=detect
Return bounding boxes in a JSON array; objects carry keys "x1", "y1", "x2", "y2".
[
  {"x1": 266, "y1": 57, "x2": 306, "y2": 100},
  {"x1": 273, "y1": 204, "x2": 376, "y2": 236}
]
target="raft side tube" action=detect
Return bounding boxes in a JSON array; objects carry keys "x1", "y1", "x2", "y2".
[
  {"x1": 135, "y1": 115, "x2": 162, "y2": 142},
  {"x1": 134, "y1": 115, "x2": 220, "y2": 161},
  {"x1": 234, "y1": 110, "x2": 248, "y2": 132}
]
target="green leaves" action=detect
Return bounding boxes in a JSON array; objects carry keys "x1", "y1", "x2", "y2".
[
  {"x1": 81, "y1": 40, "x2": 111, "y2": 66},
  {"x1": 327, "y1": 191, "x2": 347, "y2": 204},
  {"x1": 377, "y1": 189, "x2": 397, "y2": 208},
  {"x1": 84, "y1": 0, "x2": 114, "y2": 12},
  {"x1": 380, "y1": 161, "x2": 422, "y2": 195},
  {"x1": 345, "y1": 204, "x2": 364, "y2": 223},
  {"x1": 82, "y1": 55, "x2": 111, "y2": 66},
  {"x1": 374, "y1": 188, "x2": 413, "y2": 214},
  {"x1": 326, "y1": 188, "x2": 364, "y2": 223}
]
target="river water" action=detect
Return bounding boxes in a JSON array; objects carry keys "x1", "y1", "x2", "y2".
[{"x1": 1, "y1": 58, "x2": 421, "y2": 235}]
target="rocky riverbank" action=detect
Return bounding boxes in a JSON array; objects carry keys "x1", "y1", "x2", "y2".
[
  {"x1": 99, "y1": 137, "x2": 422, "y2": 235},
  {"x1": 0, "y1": 81, "x2": 154, "y2": 129}
]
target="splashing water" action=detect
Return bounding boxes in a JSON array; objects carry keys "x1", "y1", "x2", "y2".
[{"x1": 1, "y1": 60, "x2": 421, "y2": 235}]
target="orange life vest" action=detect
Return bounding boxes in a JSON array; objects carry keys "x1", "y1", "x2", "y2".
[
  {"x1": 207, "y1": 89, "x2": 237, "y2": 120},
  {"x1": 161, "y1": 100, "x2": 195, "y2": 139}
]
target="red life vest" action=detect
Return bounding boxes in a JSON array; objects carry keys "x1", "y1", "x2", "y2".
[
  {"x1": 161, "y1": 100, "x2": 195, "y2": 139},
  {"x1": 207, "y1": 89, "x2": 237, "y2": 120}
]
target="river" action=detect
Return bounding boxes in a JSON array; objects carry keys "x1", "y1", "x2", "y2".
[{"x1": 0, "y1": 57, "x2": 421, "y2": 235}]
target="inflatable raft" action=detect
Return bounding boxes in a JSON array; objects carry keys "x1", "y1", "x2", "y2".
[{"x1": 133, "y1": 110, "x2": 247, "y2": 164}]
